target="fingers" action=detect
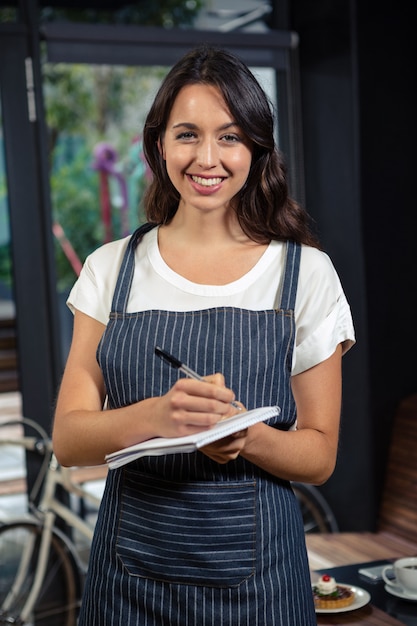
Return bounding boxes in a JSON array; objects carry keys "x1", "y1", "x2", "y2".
[
  {"x1": 231, "y1": 428, "x2": 248, "y2": 438},
  {"x1": 157, "y1": 376, "x2": 242, "y2": 440},
  {"x1": 172, "y1": 377, "x2": 235, "y2": 408},
  {"x1": 203, "y1": 372, "x2": 226, "y2": 387},
  {"x1": 156, "y1": 377, "x2": 237, "y2": 438},
  {"x1": 219, "y1": 400, "x2": 246, "y2": 422},
  {"x1": 201, "y1": 429, "x2": 248, "y2": 463}
]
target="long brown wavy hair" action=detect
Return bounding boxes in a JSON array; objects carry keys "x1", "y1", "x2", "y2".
[{"x1": 142, "y1": 45, "x2": 320, "y2": 248}]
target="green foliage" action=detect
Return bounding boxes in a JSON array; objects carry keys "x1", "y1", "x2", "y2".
[
  {"x1": 105, "y1": 0, "x2": 205, "y2": 28},
  {"x1": 0, "y1": 8, "x2": 17, "y2": 23},
  {"x1": 0, "y1": 132, "x2": 12, "y2": 289},
  {"x1": 51, "y1": 142, "x2": 102, "y2": 292},
  {"x1": 43, "y1": 64, "x2": 96, "y2": 157},
  {"x1": 39, "y1": 0, "x2": 204, "y2": 27},
  {"x1": 45, "y1": 63, "x2": 167, "y2": 290},
  {"x1": 0, "y1": 242, "x2": 13, "y2": 291}
]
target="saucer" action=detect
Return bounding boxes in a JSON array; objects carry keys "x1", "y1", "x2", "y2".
[{"x1": 385, "y1": 584, "x2": 417, "y2": 602}]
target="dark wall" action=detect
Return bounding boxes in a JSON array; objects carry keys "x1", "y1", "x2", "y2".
[
  {"x1": 288, "y1": 0, "x2": 417, "y2": 529},
  {"x1": 355, "y1": 2, "x2": 416, "y2": 482}
]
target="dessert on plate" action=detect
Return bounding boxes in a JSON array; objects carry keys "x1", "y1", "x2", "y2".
[{"x1": 313, "y1": 574, "x2": 355, "y2": 610}]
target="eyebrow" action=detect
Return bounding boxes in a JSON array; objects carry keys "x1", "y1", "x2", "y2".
[{"x1": 171, "y1": 122, "x2": 239, "y2": 131}]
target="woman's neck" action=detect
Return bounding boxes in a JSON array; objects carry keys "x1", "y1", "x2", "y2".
[{"x1": 157, "y1": 217, "x2": 269, "y2": 285}]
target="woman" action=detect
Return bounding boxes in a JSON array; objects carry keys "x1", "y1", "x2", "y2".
[{"x1": 53, "y1": 45, "x2": 355, "y2": 625}]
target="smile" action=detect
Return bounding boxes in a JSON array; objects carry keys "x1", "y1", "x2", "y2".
[{"x1": 190, "y1": 175, "x2": 224, "y2": 187}]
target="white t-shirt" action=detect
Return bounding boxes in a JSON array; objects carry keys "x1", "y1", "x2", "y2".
[{"x1": 67, "y1": 226, "x2": 355, "y2": 375}]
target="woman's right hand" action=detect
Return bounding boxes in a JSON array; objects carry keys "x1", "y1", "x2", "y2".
[
  {"x1": 153, "y1": 373, "x2": 237, "y2": 438},
  {"x1": 53, "y1": 308, "x2": 239, "y2": 466}
]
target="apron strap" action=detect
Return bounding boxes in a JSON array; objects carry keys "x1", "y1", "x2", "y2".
[
  {"x1": 278, "y1": 241, "x2": 301, "y2": 311},
  {"x1": 110, "y1": 222, "x2": 157, "y2": 314}
]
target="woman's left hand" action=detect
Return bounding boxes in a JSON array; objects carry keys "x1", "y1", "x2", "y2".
[
  {"x1": 199, "y1": 389, "x2": 247, "y2": 463},
  {"x1": 201, "y1": 426, "x2": 248, "y2": 463}
]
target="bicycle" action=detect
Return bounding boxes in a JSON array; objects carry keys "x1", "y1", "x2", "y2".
[
  {"x1": 0, "y1": 419, "x2": 338, "y2": 625},
  {"x1": 0, "y1": 417, "x2": 103, "y2": 626},
  {"x1": 292, "y1": 481, "x2": 339, "y2": 533}
]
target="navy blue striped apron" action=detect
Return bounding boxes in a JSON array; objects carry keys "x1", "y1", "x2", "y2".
[{"x1": 78, "y1": 223, "x2": 316, "y2": 625}]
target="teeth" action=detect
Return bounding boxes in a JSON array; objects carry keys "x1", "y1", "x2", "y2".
[{"x1": 191, "y1": 176, "x2": 223, "y2": 187}]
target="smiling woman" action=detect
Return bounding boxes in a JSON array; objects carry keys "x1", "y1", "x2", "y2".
[
  {"x1": 142, "y1": 45, "x2": 313, "y2": 244},
  {"x1": 52, "y1": 45, "x2": 355, "y2": 626}
]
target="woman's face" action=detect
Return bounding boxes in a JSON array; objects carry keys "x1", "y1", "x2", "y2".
[{"x1": 159, "y1": 83, "x2": 252, "y2": 216}]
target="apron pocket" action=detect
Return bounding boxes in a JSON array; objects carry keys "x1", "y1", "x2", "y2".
[{"x1": 116, "y1": 469, "x2": 257, "y2": 587}]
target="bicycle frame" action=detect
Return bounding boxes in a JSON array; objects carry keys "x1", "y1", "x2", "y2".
[
  {"x1": 38, "y1": 454, "x2": 101, "y2": 542},
  {"x1": 0, "y1": 420, "x2": 103, "y2": 623}
]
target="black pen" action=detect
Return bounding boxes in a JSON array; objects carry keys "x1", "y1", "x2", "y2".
[{"x1": 155, "y1": 346, "x2": 242, "y2": 411}]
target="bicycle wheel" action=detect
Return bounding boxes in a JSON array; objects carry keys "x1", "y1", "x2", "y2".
[
  {"x1": 0, "y1": 521, "x2": 81, "y2": 626},
  {"x1": 292, "y1": 482, "x2": 339, "y2": 533}
]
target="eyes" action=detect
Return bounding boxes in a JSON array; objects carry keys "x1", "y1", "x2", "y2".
[{"x1": 174, "y1": 130, "x2": 244, "y2": 144}]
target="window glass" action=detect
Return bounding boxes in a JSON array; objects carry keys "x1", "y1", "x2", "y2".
[
  {"x1": 0, "y1": 6, "x2": 18, "y2": 23},
  {"x1": 0, "y1": 93, "x2": 18, "y2": 393},
  {"x1": 38, "y1": 1, "x2": 271, "y2": 32},
  {"x1": 43, "y1": 62, "x2": 169, "y2": 296},
  {"x1": 0, "y1": 96, "x2": 14, "y2": 315},
  {"x1": 39, "y1": 2, "x2": 204, "y2": 28}
]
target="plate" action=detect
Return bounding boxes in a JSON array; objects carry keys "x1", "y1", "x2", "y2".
[
  {"x1": 313, "y1": 583, "x2": 371, "y2": 614},
  {"x1": 385, "y1": 584, "x2": 417, "y2": 602}
]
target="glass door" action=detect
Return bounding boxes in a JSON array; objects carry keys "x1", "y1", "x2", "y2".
[{"x1": 43, "y1": 60, "x2": 171, "y2": 355}]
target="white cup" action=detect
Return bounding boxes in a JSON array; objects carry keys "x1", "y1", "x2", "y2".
[{"x1": 382, "y1": 557, "x2": 417, "y2": 596}]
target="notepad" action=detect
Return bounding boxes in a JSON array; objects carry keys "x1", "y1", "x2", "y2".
[{"x1": 105, "y1": 405, "x2": 280, "y2": 469}]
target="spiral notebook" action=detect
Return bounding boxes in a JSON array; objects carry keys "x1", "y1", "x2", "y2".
[{"x1": 105, "y1": 405, "x2": 280, "y2": 469}]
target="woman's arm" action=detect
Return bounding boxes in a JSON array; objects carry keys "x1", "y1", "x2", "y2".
[
  {"x1": 52, "y1": 309, "x2": 238, "y2": 467},
  {"x1": 203, "y1": 344, "x2": 343, "y2": 485}
]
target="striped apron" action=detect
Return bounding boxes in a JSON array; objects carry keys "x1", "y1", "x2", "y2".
[{"x1": 78, "y1": 223, "x2": 316, "y2": 625}]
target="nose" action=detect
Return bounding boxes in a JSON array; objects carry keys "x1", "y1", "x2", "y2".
[{"x1": 196, "y1": 137, "x2": 218, "y2": 168}]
